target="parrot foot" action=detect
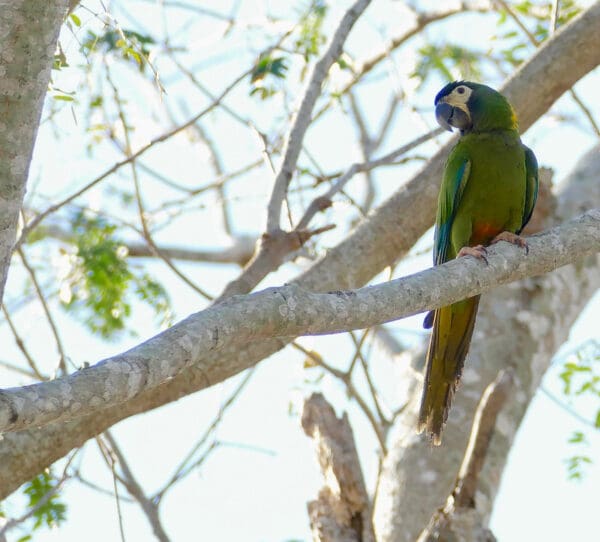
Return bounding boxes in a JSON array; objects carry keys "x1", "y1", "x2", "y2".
[
  {"x1": 457, "y1": 244, "x2": 488, "y2": 264},
  {"x1": 491, "y1": 231, "x2": 529, "y2": 254}
]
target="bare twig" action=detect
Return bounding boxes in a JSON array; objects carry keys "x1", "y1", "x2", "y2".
[
  {"x1": 105, "y1": 62, "x2": 214, "y2": 301},
  {"x1": 41, "y1": 221, "x2": 256, "y2": 265},
  {"x1": 17, "y1": 248, "x2": 67, "y2": 375},
  {"x1": 302, "y1": 393, "x2": 375, "y2": 542},
  {"x1": 349, "y1": 331, "x2": 390, "y2": 427},
  {"x1": 154, "y1": 368, "x2": 255, "y2": 501},
  {"x1": 313, "y1": 2, "x2": 494, "y2": 120},
  {"x1": 1, "y1": 304, "x2": 46, "y2": 380},
  {"x1": 266, "y1": 0, "x2": 372, "y2": 233},
  {"x1": 293, "y1": 341, "x2": 388, "y2": 454},
  {"x1": 97, "y1": 436, "x2": 127, "y2": 542},
  {"x1": 296, "y1": 127, "x2": 443, "y2": 230},
  {"x1": 17, "y1": 68, "x2": 251, "y2": 247},
  {"x1": 539, "y1": 386, "x2": 600, "y2": 431},
  {"x1": 104, "y1": 431, "x2": 171, "y2": 542}
]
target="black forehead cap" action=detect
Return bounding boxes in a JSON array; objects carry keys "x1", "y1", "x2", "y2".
[{"x1": 434, "y1": 80, "x2": 473, "y2": 104}]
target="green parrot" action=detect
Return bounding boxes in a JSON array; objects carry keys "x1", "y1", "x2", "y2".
[{"x1": 418, "y1": 81, "x2": 538, "y2": 445}]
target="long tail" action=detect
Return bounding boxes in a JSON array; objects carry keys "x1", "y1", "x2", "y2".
[{"x1": 417, "y1": 295, "x2": 480, "y2": 445}]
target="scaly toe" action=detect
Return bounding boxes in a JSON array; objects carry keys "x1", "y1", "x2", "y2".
[
  {"x1": 457, "y1": 245, "x2": 488, "y2": 264},
  {"x1": 491, "y1": 231, "x2": 529, "y2": 254}
]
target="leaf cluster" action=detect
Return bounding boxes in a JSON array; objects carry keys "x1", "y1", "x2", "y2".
[
  {"x1": 82, "y1": 28, "x2": 156, "y2": 71},
  {"x1": 23, "y1": 471, "x2": 67, "y2": 532},
  {"x1": 60, "y1": 212, "x2": 172, "y2": 338},
  {"x1": 558, "y1": 340, "x2": 600, "y2": 479}
]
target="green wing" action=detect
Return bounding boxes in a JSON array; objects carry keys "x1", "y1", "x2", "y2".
[
  {"x1": 434, "y1": 148, "x2": 471, "y2": 266},
  {"x1": 519, "y1": 145, "x2": 538, "y2": 233},
  {"x1": 424, "y1": 148, "x2": 471, "y2": 329}
]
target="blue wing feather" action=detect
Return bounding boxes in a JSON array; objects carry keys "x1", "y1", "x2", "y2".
[
  {"x1": 433, "y1": 158, "x2": 471, "y2": 266},
  {"x1": 424, "y1": 155, "x2": 470, "y2": 329}
]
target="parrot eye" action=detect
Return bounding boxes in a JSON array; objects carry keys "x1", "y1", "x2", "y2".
[{"x1": 457, "y1": 86, "x2": 466, "y2": 94}]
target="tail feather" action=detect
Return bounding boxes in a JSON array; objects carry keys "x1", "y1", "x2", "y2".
[{"x1": 417, "y1": 295, "x2": 480, "y2": 445}]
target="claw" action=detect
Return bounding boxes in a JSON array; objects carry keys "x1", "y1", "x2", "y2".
[
  {"x1": 457, "y1": 244, "x2": 488, "y2": 264},
  {"x1": 491, "y1": 231, "x2": 529, "y2": 254}
]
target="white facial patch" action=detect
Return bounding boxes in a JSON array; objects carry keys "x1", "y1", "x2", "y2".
[{"x1": 446, "y1": 85, "x2": 473, "y2": 113}]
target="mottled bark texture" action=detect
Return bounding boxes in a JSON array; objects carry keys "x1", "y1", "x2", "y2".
[
  {"x1": 0, "y1": 2, "x2": 599, "y2": 499},
  {"x1": 0, "y1": 209, "x2": 598, "y2": 434},
  {"x1": 0, "y1": 0, "x2": 70, "y2": 303},
  {"x1": 372, "y1": 145, "x2": 600, "y2": 542},
  {"x1": 302, "y1": 393, "x2": 375, "y2": 542},
  {"x1": 416, "y1": 371, "x2": 513, "y2": 542}
]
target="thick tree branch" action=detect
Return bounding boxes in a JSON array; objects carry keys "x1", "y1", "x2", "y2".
[
  {"x1": 0, "y1": 209, "x2": 598, "y2": 435},
  {"x1": 302, "y1": 393, "x2": 375, "y2": 542},
  {"x1": 415, "y1": 371, "x2": 513, "y2": 542},
  {"x1": 0, "y1": 0, "x2": 70, "y2": 304}
]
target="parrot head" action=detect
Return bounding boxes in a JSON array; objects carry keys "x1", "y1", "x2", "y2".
[{"x1": 434, "y1": 81, "x2": 518, "y2": 134}]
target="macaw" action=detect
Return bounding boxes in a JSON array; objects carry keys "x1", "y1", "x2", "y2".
[{"x1": 418, "y1": 81, "x2": 538, "y2": 445}]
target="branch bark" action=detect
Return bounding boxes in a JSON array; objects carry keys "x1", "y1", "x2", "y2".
[
  {"x1": 0, "y1": 208, "x2": 597, "y2": 435},
  {"x1": 416, "y1": 370, "x2": 513, "y2": 542},
  {"x1": 0, "y1": 2, "x2": 598, "y2": 499},
  {"x1": 302, "y1": 393, "x2": 375, "y2": 542},
  {"x1": 0, "y1": 0, "x2": 70, "y2": 304}
]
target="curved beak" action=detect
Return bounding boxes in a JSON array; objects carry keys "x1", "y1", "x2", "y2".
[
  {"x1": 435, "y1": 102, "x2": 454, "y2": 132},
  {"x1": 435, "y1": 101, "x2": 472, "y2": 133}
]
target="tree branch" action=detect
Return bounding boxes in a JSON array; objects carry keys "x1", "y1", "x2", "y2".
[
  {"x1": 416, "y1": 370, "x2": 513, "y2": 542},
  {"x1": 0, "y1": 209, "x2": 597, "y2": 435},
  {"x1": 302, "y1": 393, "x2": 375, "y2": 542},
  {"x1": 301, "y1": 0, "x2": 600, "y2": 294}
]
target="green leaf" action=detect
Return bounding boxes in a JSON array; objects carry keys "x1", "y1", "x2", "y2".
[
  {"x1": 595, "y1": 410, "x2": 600, "y2": 428},
  {"x1": 70, "y1": 13, "x2": 81, "y2": 27},
  {"x1": 60, "y1": 213, "x2": 134, "y2": 337},
  {"x1": 60, "y1": 212, "x2": 172, "y2": 337},
  {"x1": 250, "y1": 55, "x2": 288, "y2": 83},
  {"x1": 23, "y1": 471, "x2": 67, "y2": 530},
  {"x1": 411, "y1": 44, "x2": 481, "y2": 87},
  {"x1": 53, "y1": 94, "x2": 75, "y2": 102},
  {"x1": 81, "y1": 29, "x2": 155, "y2": 71},
  {"x1": 89, "y1": 95, "x2": 103, "y2": 108},
  {"x1": 568, "y1": 431, "x2": 585, "y2": 444},
  {"x1": 294, "y1": 1, "x2": 328, "y2": 62}
]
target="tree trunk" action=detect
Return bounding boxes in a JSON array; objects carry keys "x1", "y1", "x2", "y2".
[{"x1": 0, "y1": 0, "x2": 70, "y2": 303}]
